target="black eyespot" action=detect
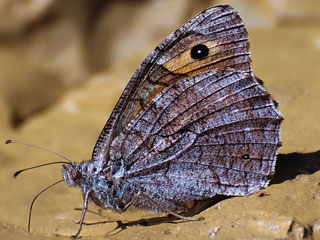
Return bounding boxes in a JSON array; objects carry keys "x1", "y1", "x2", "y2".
[
  {"x1": 242, "y1": 154, "x2": 250, "y2": 160},
  {"x1": 190, "y1": 44, "x2": 209, "y2": 60}
]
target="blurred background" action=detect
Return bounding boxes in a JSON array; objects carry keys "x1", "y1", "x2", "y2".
[{"x1": 0, "y1": 0, "x2": 320, "y2": 239}]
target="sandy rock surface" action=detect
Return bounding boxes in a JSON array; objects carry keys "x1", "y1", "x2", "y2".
[{"x1": 0, "y1": 0, "x2": 319, "y2": 239}]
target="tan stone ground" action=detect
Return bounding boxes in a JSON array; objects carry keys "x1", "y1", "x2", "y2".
[{"x1": 0, "y1": 0, "x2": 319, "y2": 239}]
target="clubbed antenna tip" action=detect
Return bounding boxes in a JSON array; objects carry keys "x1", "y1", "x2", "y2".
[
  {"x1": 13, "y1": 170, "x2": 22, "y2": 178},
  {"x1": 5, "y1": 139, "x2": 13, "y2": 144}
]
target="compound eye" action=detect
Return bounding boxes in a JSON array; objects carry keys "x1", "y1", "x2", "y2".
[{"x1": 71, "y1": 168, "x2": 79, "y2": 180}]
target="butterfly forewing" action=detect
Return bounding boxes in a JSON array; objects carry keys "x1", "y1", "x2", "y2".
[{"x1": 92, "y1": 5, "x2": 252, "y2": 163}]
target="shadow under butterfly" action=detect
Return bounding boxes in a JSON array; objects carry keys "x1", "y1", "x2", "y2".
[{"x1": 11, "y1": 4, "x2": 317, "y2": 238}]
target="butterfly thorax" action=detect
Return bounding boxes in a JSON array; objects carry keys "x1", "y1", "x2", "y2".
[{"x1": 62, "y1": 160, "x2": 129, "y2": 211}]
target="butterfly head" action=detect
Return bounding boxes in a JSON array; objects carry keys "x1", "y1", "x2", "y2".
[{"x1": 62, "y1": 162, "x2": 81, "y2": 187}]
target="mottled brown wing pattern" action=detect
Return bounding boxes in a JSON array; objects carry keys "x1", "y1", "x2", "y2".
[
  {"x1": 109, "y1": 69, "x2": 282, "y2": 211},
  {"x1": 92, "y1": 5, "x2": 252, "y2": 162}
]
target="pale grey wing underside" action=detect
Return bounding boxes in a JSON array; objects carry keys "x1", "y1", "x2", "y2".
[{"x1": 109, "y1": 69, "x2": 282, "y2": 210}]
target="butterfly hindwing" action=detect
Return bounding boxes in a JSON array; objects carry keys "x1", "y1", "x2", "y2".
[{"x1": 107, "y1": 69, "x2": 282, "y2": 211}]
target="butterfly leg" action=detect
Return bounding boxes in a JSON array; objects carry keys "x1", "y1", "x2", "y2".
[
  {"x1": 122, "y1": 192, "x2": 141, "y2": 212},
  {"x1": 123, "y1": 192, "x2": 202, "y2": 221},
  {"x1": 72, "y1": 191, "x2": 90, "y2": 238},
  {"x1": 140, "y1": 193, "x2": 202, "y2": 221}
]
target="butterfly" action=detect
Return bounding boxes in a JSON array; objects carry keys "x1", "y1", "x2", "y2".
[{"x1": 13, "y1": 4, "x2": 283, "y2": 237}]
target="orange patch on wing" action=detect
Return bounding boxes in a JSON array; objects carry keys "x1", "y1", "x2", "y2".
[
  {"x1": 132, "y1": 84, "x2": 167, "y2": 119},
  {"x1": 163, "y1": 41, "x2": 221, "y2": 74}
]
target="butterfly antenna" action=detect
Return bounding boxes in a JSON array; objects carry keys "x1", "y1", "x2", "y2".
[
  {"x1": 5, "y1": 139, "x2": 72, "y2": 177},
  {"x1": 13, "y1": 161, "x2": 72, "y2": 177},
  {"x1": 6, "y1": 139, "x2": 72, "y2": 163},
  {"x1": 28, "y1": 179, "x2": 65, "y2": 232}
]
